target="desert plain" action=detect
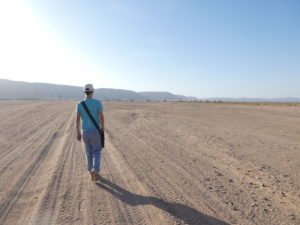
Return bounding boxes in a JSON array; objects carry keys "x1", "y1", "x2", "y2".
[{"x1": 0, "y1": 100, "x2": 299, "y2": 225}]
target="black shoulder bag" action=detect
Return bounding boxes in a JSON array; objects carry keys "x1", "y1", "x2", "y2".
[{"x1": 81, "y1": 101, "x2": 105, "y2": 148}]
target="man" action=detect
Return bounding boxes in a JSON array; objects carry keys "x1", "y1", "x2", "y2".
[{"x1": 76, "y1": 84, "x2": 105, "y2": 181}]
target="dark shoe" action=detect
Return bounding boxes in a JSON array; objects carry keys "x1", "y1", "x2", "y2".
[{"x1": 91, "y1": 171, "x2": 97, "y2": 182}]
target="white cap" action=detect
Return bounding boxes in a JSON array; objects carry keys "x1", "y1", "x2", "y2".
[{"x1": 83, "y1": 84, "x2": 94, "y2": 92}]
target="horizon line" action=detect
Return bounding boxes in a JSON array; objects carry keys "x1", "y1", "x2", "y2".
[{"x1": 0, "y1": 78, "x2": 299, "y2": 100}]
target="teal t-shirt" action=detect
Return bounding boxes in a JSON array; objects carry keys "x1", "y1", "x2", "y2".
[{"x1": 76, "y1": 98, "x2": 103, "y2": 132}]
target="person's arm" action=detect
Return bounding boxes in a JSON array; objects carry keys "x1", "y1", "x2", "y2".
[
  {"x1": 76, "y1": 112, "x2": 81, "y2": 141},
  {"x1": 99, "y1": 111, "x2": 105, "y2": 131}
]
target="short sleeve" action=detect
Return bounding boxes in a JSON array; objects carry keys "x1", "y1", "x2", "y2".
[
  {"x1": 76, "y1": 103, "x2": 81, "y2": 114},
  {"x1": 98, "y1": 101, "x2": 103, "y2": 112}
]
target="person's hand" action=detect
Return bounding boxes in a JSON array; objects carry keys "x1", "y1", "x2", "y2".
[{"x1": 76, "y1": 132, "x2": 82, "y2": 142}]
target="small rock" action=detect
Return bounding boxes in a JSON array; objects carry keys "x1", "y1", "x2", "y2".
[
  {"x1": 262, "y1": 184, "x2": 267, "y2": 187},
  {"x1": 289, "y1": 214, "x2": 296, "y2": 220},
  {"x1": 264, "y1": 209, "x2": 269, "y2": 213},
  {"x1": 216, "y1": 171, "x2": 223, "y2": 176},
  {"x1": 233, "y1": 206, "x2": 238, "y2": 211},
  {"x1": 251, "y1": 203, "x2": 257, "y2": 207},
  {"x1": 229, "y1": 179, "x2": 234, "y2": 183},
  {"x1": 281, "y1": 192, "x2": 287, "y2": 197},
  {"x1": 263, "y1": 197, "x2": 269, "y2": 201}
]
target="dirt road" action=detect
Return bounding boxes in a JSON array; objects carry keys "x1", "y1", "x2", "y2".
[{"x1": 0, "y1": 101, "x2": 299, "y2": 225}]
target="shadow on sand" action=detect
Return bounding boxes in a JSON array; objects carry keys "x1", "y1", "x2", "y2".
[{"x1": 96, "y1": 176, "x2": 229, "y2": 225}]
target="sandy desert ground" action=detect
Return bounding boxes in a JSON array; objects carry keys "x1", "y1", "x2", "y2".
[{"x1": 0, "y1": 100, "x2": 299, "y2": 225}]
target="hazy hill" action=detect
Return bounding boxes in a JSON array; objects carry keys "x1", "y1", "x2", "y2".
[
  {"x1": 204, "y1": 97, "x2": 300, "y2": 103},
  {"x1": 0, "y1": 79, "x2": 197, "y2": 101},
  {"x1": 1, "y1": 79, "x2": 299, "y2": 102},
  {"x1": 139, "y1": 92, "x2": 198, "y2": 101},
  {"x1": 0, "y1": 79, "x2": 83, "y2": 100}
]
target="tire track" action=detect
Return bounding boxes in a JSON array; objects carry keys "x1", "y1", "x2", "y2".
[
  {"x1": 104, "y1": 157, "x2": 145, "y2": 225},
  {"x1": 144, "y1": 130, "x2": 300, "y2": 224},
  {"x1": 30, "y1": 114, "x2": 76, "y2": 225},
  {"x1": 99, "y1": 132, "x2": 229, "y2": 225},
  {"x1": 0, "y1": 102, "x2": 63, "y2": 154},
  {"x1": 100, "y1": 142, "x2": 170, "y2": 225},
  {"x1": 1, "y1": 101, "x2": 298, "y2": 225},
  {"x1": 0, "y1": 114, "x2": 66, "y2": 176},
  {"x1": 0, "y1": 130, "x2": 60, "y2": 224},
  {"x1": 106, "y1": 124, "x2": 232, "y2": 224},
  {"x1": 104, "y1": 101, "x2": 300, "y2": 225},
  {"x1": 0, "y1": 104, "x2": 74, "y2": 225}
]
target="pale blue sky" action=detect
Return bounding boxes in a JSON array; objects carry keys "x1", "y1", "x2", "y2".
[{"x1": 0, "y1": 0, "x2": 299, "y2": 98}]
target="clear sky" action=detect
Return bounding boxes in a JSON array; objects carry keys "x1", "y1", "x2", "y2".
[{"x1": 0, "y1": 0, "x2": 299, "y2": 98}]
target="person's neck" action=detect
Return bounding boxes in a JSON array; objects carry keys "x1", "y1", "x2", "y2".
[{"x1": 85, "y1": 95, "x2": 93, "y2": 99}]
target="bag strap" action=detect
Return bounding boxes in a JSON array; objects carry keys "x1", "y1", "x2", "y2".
[{"x1": 81, "y1": 101, "x2": 101, "y2": 131}]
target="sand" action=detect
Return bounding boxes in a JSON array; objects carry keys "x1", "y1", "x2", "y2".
[{"x1": 0, "y1": 100, "x2": 299, "y2": 225}]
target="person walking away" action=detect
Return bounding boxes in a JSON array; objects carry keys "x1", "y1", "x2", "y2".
[{"x1": 76, "y1": 84, "x2": 105, "y2": 181}]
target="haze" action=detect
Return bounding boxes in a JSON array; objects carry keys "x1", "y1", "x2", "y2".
[{"x1": 0, "y1": 0, "x2": 299, "y2": 98}]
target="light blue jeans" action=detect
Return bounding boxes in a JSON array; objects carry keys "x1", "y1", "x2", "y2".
[{"x1": 83, "y1": 128, "x2": 102, "y2": 173}]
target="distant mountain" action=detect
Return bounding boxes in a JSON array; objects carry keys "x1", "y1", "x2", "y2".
[
  {"x1": 0, "y1": 79, "x2": 83, "y2": 100},
  {"x1": 0, "y1": 79, "x2": 198, "y2": 101},
  {"x1": 1, "y1": 79, "x2": 299, "y2": 102},
  {"x1": 139, "y1": 92, "x2": 198, "y2": 101},
  {"x1": 96, "y1": 88, "x2": 145, "y2": 101},
  {"x1": 204, "y1": 97, "x2": 300, "y2": 103}
]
